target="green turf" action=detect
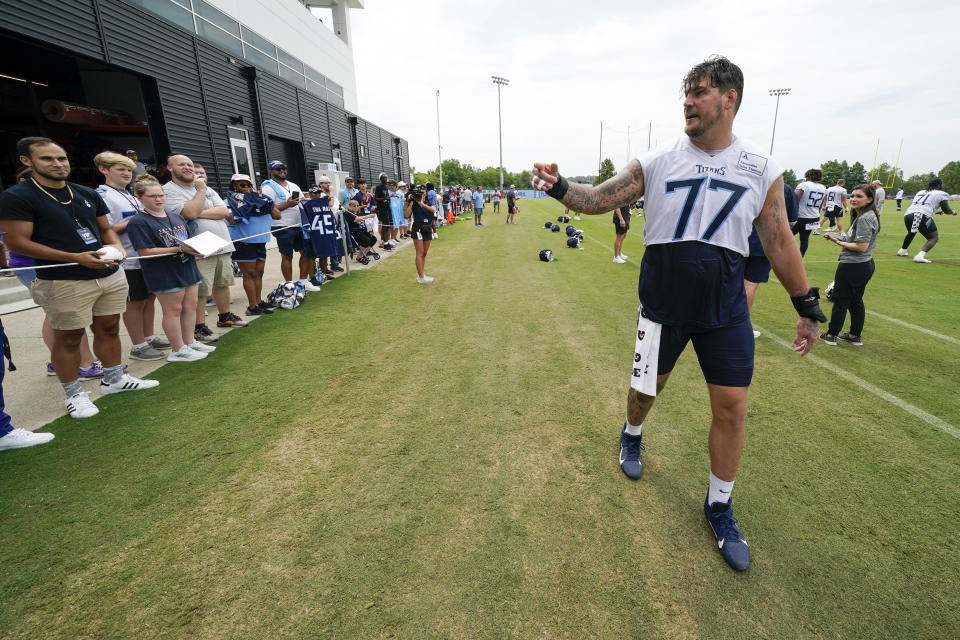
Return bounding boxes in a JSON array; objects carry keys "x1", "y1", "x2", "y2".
[{"x1": 0, "y1": 197, "x2": 957, "y2": 639}]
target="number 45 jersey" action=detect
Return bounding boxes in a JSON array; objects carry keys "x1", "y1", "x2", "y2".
[{"x1": 636, "y1": 136, "x2": 783, "y2": 328}]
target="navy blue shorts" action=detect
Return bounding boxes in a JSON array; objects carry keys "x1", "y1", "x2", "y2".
[
  {"x1": 905, "y1": 213, "x2": 937, "y2": 237},
  {"x1": 743, "y1": 255, "x2": 771, "y2": 284},
  {"x1": 272, "y1": 227, "x2": 303, "y2": 256},
  {"x1": 232, "y1": 242, "x2": 267, "y2": 263},
  {"x1": 657, "y1": 317, "x2": 755, "y2": 387}
]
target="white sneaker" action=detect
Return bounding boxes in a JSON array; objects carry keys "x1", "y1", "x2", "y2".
[
  {"x1": 0, "y1": 428, "x2": 55, "y2": 451},
  {"x1": 168, "y1": 346, "x2": 207, "y2": 362},
  {"x1": 574, "y1": 215, "x2": 581, "y2": 220},
  {"x1": 812, "y1": 229, "x2": 820, "y2": 235},
  {"x1": 896, "y1": 249, "x2": 909, "y2": 257},
  {"x1": 913, "y1": 254, "x2": 931, "y2": 263},
  {"x1": 300, "y1": 280, "x2": 322, "y2": 292},
  {"x1": 187, "y1": 341, "x2": 217, "y2": 353},
  {"x1": 620, "y1": 254, "x2": 629, "y2": 260},
  {"x1": 417, "y1": 275, "x2": 434, "y2": 284},
  {"x1": 432, "y1": 232, "x2": 438, "y2": 239},
  {"x1": 613, "y1": 256, "x2": 626, "y2": 264},
  {"x1": 100, "y1": 373, "x2": 160, "y2": 395},
  {"x1": 65, "y1": 391, "x2": 98, "y2": 419},
  {"x1": 752, "y1": 330, "x2": 761, "y2": 339}
]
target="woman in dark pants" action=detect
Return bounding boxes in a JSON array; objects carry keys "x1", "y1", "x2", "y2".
[{"x1": 821, "y1": 184, "x2": 880, "y2": 346}]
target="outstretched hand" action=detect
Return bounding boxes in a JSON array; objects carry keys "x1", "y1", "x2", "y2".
[
  {"x1": 531, "y1": 163, "x2": 560, "y2": 192},
  {"x1": 791, "y1": 316, "x2": 820, "y2": 356}
]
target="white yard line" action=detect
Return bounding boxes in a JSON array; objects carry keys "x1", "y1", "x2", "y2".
[{"x1": 864, "y1": 310, "x2": 960, "y2": 346}]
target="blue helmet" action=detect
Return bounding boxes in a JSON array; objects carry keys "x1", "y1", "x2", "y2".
[
  {"x1": 565, "y1": 225, "x2": 576, "y2": 236},
  {"x1": 557, "y1": 215, "x2": 570, "y2": 223},
  {"x1": 539, "y1": 249, "x2": 554, "y2": 262},
  {"x1": 545, "y1": 221, "x2": 553, "y2": 229},
  {"x1": 551, "y1": 224, "x2": 560, "y2": 232},
  {"x1": 566, "y1": 236, "x2": 582, "y2": 248}
]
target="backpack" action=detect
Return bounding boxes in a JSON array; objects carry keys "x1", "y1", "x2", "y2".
[{"x1": 266, "y1": 281, "x2": 305, "y2": 309}]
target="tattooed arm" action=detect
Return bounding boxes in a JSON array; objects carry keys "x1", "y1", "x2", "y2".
[
  {"x1": 755, "y1": 176, "x2": 819, "y2": 354},
  {"x1": 531, "y1": 160, "x2": 645, "y2": 214}
]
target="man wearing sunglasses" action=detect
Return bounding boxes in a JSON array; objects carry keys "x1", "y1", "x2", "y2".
[{"x1": 261, "y1": 161, "x2": 318, "y2": 291}]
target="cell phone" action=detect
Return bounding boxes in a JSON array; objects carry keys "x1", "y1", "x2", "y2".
[{"x1": 291, "y1": 191, "x2": 301, "y2": 199}]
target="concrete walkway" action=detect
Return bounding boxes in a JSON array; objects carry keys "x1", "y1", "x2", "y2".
[{"x1": 1, "y1": 238, "x2": 414, "y2": 431}]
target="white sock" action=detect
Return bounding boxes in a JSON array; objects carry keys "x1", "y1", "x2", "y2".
[
  {"x1": 707, "y1": 472, "x2": 735, "y2": 506},
  {"x1": 133, "y1": 341, "x2": 148, "y2": 350},
  {"x1": 624, "y1": 420, "x2": 643, "y2": 437}
]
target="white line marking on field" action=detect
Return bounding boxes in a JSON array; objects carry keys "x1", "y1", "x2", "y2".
[
  {"x1": 864, "y1": 311, "x2": 960, "y2": 346},
  {"x1": 579, "y1": 231, "x2": 959, "y2": 438},
  {"x1": 757, "y1": 326, "x2": 960, "y2": 440}
]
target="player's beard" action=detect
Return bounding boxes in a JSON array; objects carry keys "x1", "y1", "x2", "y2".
[
  {"x1": 685, "y1": 102, "x2": 723, "y2": 141},
  {"x1": 172, "y1": 167, "x2": 194, "y2": 184},
  {"x1": 31, "y1": 163, "x2": 70, "y2": 182}
]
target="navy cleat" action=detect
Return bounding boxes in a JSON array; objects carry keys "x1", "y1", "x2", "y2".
[
  {"x1": 618, "y1": 424, "x2": 644, "y2": 480},
  {"x1": 704, "y1": 497, "x2": 751, "y2": 571}
]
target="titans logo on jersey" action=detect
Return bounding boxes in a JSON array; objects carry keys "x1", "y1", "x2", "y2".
[{"x1": 301, "y1": 197, "x2": 344, "y2": 257}]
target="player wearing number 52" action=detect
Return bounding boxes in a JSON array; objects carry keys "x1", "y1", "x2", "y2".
[{"x1": 531, "y1": 56, "x2": 825, "y2": 572}]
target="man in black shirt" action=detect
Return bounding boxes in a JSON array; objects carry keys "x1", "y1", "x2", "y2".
[
  {"x1": 0, "y1": 138, "x2": 158, "y2": 420},
  {"x1": 373, "y1": 173, "x2": 394, "y2": 250}
]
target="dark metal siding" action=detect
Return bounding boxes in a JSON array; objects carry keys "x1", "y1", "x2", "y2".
[
  {"x1": 327, "y1": 105, "x2": 353, "y2": 177},
  {"x1": 257, "y1": 74, "x2": 302, "y2": 142},
  {"x1": 100, "y1": 0, "x2": 213, "y2": 169},
  {"x1": 364, "y1": 120, "x2": 383, "y2": 179},
  {"x1": 195, "y1": 41, "x2": 262, "y2": 192},
  {"x1": 0, "y1": 0, "x2": 105, "y2": 61},
  {"x1": 354, "y1": 118, "x2": 370, "y2": 181},
  {"x1": 297, "y1": 91, "x2": 331, "y2": 176},
  {"x1": 400, "y1": 140, "x2": 410, "y2": 181},
  {"x1": 380, "y1": 129, "x2": 396, "y2": 180}
]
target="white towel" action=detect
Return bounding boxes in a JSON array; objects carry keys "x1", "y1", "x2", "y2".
[{"x1": 630, "y1": 304, "x2": 662, "y2": 397}]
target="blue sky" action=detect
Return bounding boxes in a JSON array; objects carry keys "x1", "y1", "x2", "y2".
[{"x1": 340, "y1": 0, "x2": 958, "y2": 180}]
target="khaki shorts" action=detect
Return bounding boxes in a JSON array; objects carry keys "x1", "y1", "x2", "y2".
[
  {"x1": 196, "y1": 253, "x2": 235, "y2": 297},
  {"x1": 32, "y1": 268, "x2": 128, "y2": 331}
]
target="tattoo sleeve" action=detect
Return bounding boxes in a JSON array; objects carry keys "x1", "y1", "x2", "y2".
[{"x1": 562, "y1": 160, "x2": 645, "y2": 214}]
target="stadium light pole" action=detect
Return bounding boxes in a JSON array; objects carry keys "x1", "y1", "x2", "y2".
[
  {"x1": 768, "y1": 88, "x2": 791, "y2": 155},
  {"x1": 491, "y1": 75, "x2": 509, "y2": 191},
  {"x1": 435, "y1": 89, "x2": 443, "y2": 191}
]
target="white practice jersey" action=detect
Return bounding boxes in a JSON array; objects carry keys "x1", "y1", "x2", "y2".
[
  {"x1": 795, "y1": 181, "x2": 826, "y2": 219},
  {"x1": 824, "y1": 186, "x2": 847, "y2": 211},
  {"x1": 637, "y1": 136, "x2": 782, "y2": 257},
  {"x1": 905, "y1": 189, "x2": 950, "y2": 217}
]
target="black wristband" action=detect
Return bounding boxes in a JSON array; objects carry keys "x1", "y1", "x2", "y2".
[
  {"x1": 791, "y1": 287, "x2": 828, "y2": 323},
  {"x1": 546, "y1": 174, "x2": 569, "y2": 201}
]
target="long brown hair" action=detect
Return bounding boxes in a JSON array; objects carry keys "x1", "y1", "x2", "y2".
[{"x1": 849, "y1": 184, "x2": 879, "y2": 233}]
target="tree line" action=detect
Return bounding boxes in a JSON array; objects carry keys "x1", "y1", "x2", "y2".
[{"x1": 413, "y1": 157, "x2": 960, "y2": 195}]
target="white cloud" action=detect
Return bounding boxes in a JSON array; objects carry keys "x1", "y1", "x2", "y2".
[{"x1": 351, "y1": 0, "x2": 960, "y2": 179}]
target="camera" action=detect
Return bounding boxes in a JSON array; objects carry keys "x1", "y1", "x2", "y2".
[{"x1": 407, "y1": 184, "x2": 424, "y2": 201}]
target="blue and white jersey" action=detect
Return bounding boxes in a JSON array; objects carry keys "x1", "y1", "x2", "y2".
[
  {"x1": 96, "y1": 185, "x2": 143, "y2": 270},
  {"x1": 905, "y1": 189, "x2": 950, "y2": 218},
  {"x1": 636, "y1": 136, "x2": 782, "y2": 328},
  {"x1": 824, "y1": 186, "x2": 846, "y2": 211},
  {"x1": 301, "y1": 196, "x2": 344, "y2": 257},
  {"x1": 638, "y1": 136, "x2": 782, "y2": 256},
  {"x1": 795, "y1": 180, "x2": 826, "y2": 219}
]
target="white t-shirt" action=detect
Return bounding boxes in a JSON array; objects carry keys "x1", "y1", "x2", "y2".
[
  {"x1": 96, "y1": 184, "x2": 144, "y2": 270},
  {"x1": 824, "y1": 186, "x2": 847, "y2": 212},
  {"x1": 895, "y1": 189, "x2": 904, "y2": 199},
  {"x1": 905, "y1": 189, "x2": 950, "y2": 218},
  {"x1": 636, "y1": 135, "x2": 783, "y2": 257},
  {"x1": 261, "y1": 179, "x2": 303, "y2": 228},
  {"x1": 795, "y1": 181, "x2": 826, "y2": 219},
  {"x1": 162, "y1": 181, "x2": 235, "y2": 255}
]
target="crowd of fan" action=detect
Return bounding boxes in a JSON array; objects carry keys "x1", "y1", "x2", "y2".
[{"x1": 0, "y1": 136, "x2": 482, "y2": 450}]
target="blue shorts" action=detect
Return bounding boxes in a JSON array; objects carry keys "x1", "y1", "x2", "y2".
[
  {"x1": 656, "y1": 315, "x2": 755, "y2": 387},
  {"x1": 232, "y1": 242, "x2": 267, "y2": 263},
  {"x1": 905, "y1": 213, "x2": 937, "y2": 237},
  {"x1": 272, "y1": 227, "x2": 304, "y2": 256},
  {"x1": 743, "y1": 255, "x2": 771, "y2": 284},
  {"x1": 475, "y1": 207, "x2": 483, "y2": 215}
]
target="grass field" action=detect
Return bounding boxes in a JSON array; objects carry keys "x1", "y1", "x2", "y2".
[{"x1": 1, "y1": 197, "x2": 957, "y2": 639}]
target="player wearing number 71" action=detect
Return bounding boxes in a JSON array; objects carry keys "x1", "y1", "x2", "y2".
[{"x1": 530, "y1": 56, "x2": 826, "y2": 572}]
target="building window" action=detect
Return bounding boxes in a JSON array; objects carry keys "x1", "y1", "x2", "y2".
[
  {"x1": 332, "y1": 148, "x2": 342, "y2": 171},
  {"x1": 228, "y1": 126, "x2": 253, "y2": 178},
  {"x1": 358, "y1": 144, "x2": 367, "y2": 158}
]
